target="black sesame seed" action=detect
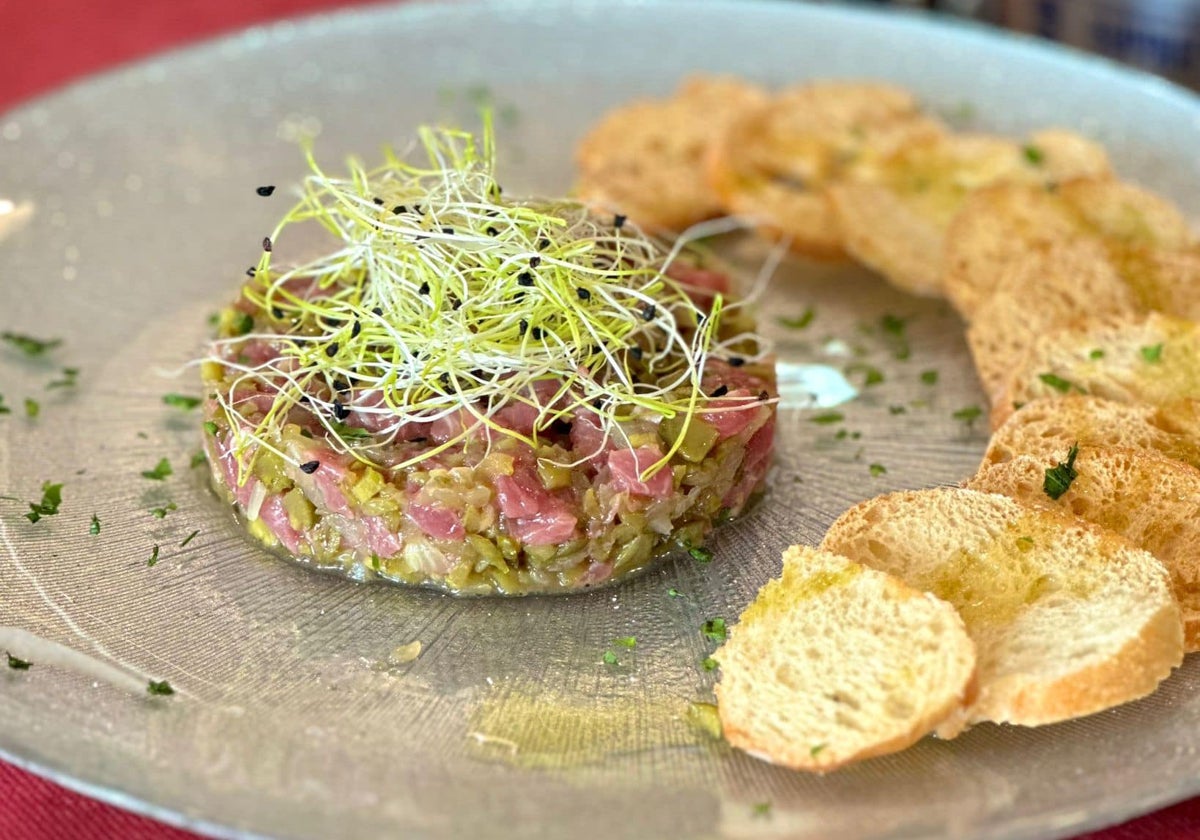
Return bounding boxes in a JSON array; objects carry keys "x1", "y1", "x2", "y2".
[
  {"x1": 537, "y1": 237, "x2": 550, "y2": 250},
  {"x1": 449, "y1": 296, "x2": 462, "y2": 311},
  {"x1": 262, "y1": 237, "x2": 272, "y2": 252},
  {"x1": 518, "y1": 272, "x2": 534, "y2": 287},
  {"x1": 325, "y1": 342, "x2": 340, "y2": 357},
  {"x1": 442, "y1": 227, "x2": 454, "y2": 235},
  {"x1": 486, "y1": 226, "x2": 499, "y2": 236},
  {"x1": 531, "y1": 326, "x2": 544, "y2": 340},
  {"x1": 710, "y1": 384, "x2": 729, "y2": 398},
  {"x1": 642, "y1": 304, "x2": 656, "y2": 321},
  {"x1": 256, "y1": 185, "x2": 276, "y2": 197},
  {"x1": 759, "y1": 390, "x2": 770, "y2": 401},
  {"x1": 299, "y1": 395, "x2": 311, "y2": 405},
  {"x1": 246, "y1": 266, "x2": 256, "y2": 277},
  {"x1": 350, "y1": 320, "x2": 362, "y2": 339},
  {"x1": 415, "y1": 235, "x2": 428, "y2": 242},
  {"x1": 393, "y1": 205, "x2": 407, "y2": 214},
  {"x1": 413, "y1": 204, "x2": 422, "y2": 215},
  {"x1": 418, "y1": 281, "x2": 430, "y2": 295},
  {"x1": 332, "y1": 401, "x2": 350, "y2": 420},
  {"x1": 299, "y1": 460, "x2": 320, "y2": 474},
  {"x1": 529, "y1": 255, "x2": 542, "y2": 268},
  {"x1": 519, "y1": 319, "x2": 529, "y2": 335},
  {"x1": 729, "y1": 356, "x2": 745, "y2": 367},
  {"x1": 271, "y1": 307, "x2": 284, "y2": 320},
  {"x1": 614, "y1": 214, "x2": 627, "y2": 229},
  {"x1": 373, "y1": 197, "x2": 384, "y2": 206},
  {"x1": 371, "y1": 306, "x2": 383, "y2": 316},
  {"x1": 576, "y1": 287, "x2": 591, "y2": 301},
  {"x1": 629, "y1": 346, "x2": 643, "y2": 361}
]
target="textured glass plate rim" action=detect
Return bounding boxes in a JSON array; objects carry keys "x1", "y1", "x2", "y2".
[{"x1": 1, "y1": 1, "x2": 1200, "y2": 839}]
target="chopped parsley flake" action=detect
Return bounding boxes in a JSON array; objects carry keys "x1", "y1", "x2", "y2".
[
  {"x1": 667, "y1": 588, "x2": 683, "y2": 598},
  {"x1": 149, "y1": 502, "x2": 177, "y2": 519},
  {"x1": 1140, "y1": 343, "x2": 1164, "y2": 363},
  {"x1": 1016, "y1": 535, "x2": 1034, "y2": 551},
  {"x1": 146, "y1": 679, "x2": 174, "y2": 696},
  {"x1": 889, "y1": 405, "x2": 907, "y2": 415},
  {"x1": 2, "y1": 332, "x2": 61, "y2": 357},
  {"x1": 845, "y1": 363, "x2": 884, "y2": 387},
  {"x1": 835, "y1": 428, "x2": 862, "y2": 440},
  {"x1": 702, "y1": 656, "x2": 719, "y2": 672},
  {"x1": 701, "y1": 618, "x2": 728, "y2": 642},
  {"x1": 1044, "y1": 443, "x2": 1080, "y2": 500},
  {"x1": 89, "y1": 513, "x2": 101, "y2": 535},
  {"x1": 329, "y1": 421, "x2": 372, "y2": 441},
  {"x1": 1089, "y1": 348, "x2": 1106, "y2": 360},
  {"x1": 1022, "y1": 144, "x2": 1045, "y2": 165},
  {"x1": 46, "y1": 367, "x2": 79, "y2": 389},
  {"x1": 752, "y1": 802, "x2": 771, "y2": 818},
  {"x1": 162, "y1": 393, "x2": 202, "y2": 410},
  {"x1": 0, "y1": 394, "x2": 9, "y2": 415},
  {"x1": 777, "y1": 308, "x2": 815, "y2": 329},
  {"x1": 6, "y1": 652, "x2": 31, "y2": 670},
  {"x1": 880, "y1": 314, "x2": 911, "y2": 360},
  {"x1": 140, "y1": 458, "x2": 173, "y2": 481},
  {"x1": 920, "y1": 369, "x2": 939, "y2": 385},
  {"x1": 189, "y1": 450, "x2": 207, "y2": 469},
  {"x1": 613, "y1": 636, "x2": 637, "y2": 649},
  {"x1": 688, "y1": 545, "x2": 714, "y2": 563},
  {"x1": 203, "y1": 420, "x2": 219, "y2": 435},
  {"x1": 1038, "y1": 372, "x2": 1076, "y2": 393},
  {"x1": 869, "y1": 463, "x2": 887, "y2": 477},
  {"x1": 602, "y1": 650, "x2": 619, "y2": 666},
  {"x1": 179, "y1": 529, "x2": 200, "y2": 548},
  {"x1": 23, "y1": 398, "x2": 39, "y2": 418},
  {"x1": 809, "y1": 411, "x2": 844, "y2": 425},
  {"x1": 25, "y1": 481, "x2": 63, "y2": 523},
  {"x1": 147, "y1": 545, "x2": 161, "y2": 567},
  {"x1": 810, "y1": 743, "x2": 827, "y2": 758},
  {"x1": 952, "y1": 405, "x2": 983, "y2": 427}
]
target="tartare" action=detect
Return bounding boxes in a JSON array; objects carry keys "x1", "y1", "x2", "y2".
[{"x1": 200, "y1": 122, "x2": 775, "y2": 594}]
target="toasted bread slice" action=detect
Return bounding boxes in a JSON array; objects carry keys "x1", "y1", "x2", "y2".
[
  {"x1": 706, "y1": 80, "x2": 943, "y2": 259},
  {"x1": 983, "y1": 395, "x2": 1200, "y2": 470},
  {"x1": 714, "y1": 546, "x2": 976, "y2": 772},
  {"x1": 965, "y1": 446, "x2": 1200, "y2": 650},
  {"x1": 966, "y1": 238, "x2": 1144, "y2": 402},
  {"x1": 829, "y1": 129, "x2": 1110, "y2": 297},
  {"x1": 994, "y1": 313, "x2": 1200, "y2": 429},
  {"x1": 819, "y1": 488, "x2": 1183, "y2": 731},
  {"x1": 574, "y1": 76, "x2": 769, "y2": 233},
  {"x1": 943, "y1": 178, "x2": 1195, "y2": 319}
]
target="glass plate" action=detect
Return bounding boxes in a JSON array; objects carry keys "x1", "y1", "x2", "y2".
[{"x1": 2, "y1": 2, "x2": 1198, "y2": 838}]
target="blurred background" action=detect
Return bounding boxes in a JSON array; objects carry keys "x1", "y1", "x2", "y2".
[{"x1": 3, "y1": 0, "x2": 1200, "y2": 114}]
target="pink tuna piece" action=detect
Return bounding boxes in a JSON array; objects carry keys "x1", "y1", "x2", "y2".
[
  {"x1": 293, "y1": 445, "x2": 353, "y2": 516},
  {"x1": 256, "y1": 494, "x2": 303, "y2": 555},
  {"x1": 493, "y1": 467, "x2": 552, "y2": 518},
  {"x1": 509, "y1": 509, "x2": 579, "y2": 546},
  {"x1": 607, "y1": 447, "x2": 673, "y2": 498},
  {"x1": 569, "y1": 411, "x2": 609, "y2": 464},
  {"x1": 363, "y1": 515, "x2": 404, "y2": 558},
  {"x1": 722, "y1": 416, "x2": 775, "y2": 510},
  {"x1": 700, "y1": 388, "x2": 762, "y2": 440},
  {"x1": 665, "y1": 262, "x2": 731, "y2": 299},
  {"x1": 215, "y1": 435, "x2": 258, "y2": 508},
  {"x1": 406, "y1": 501, "x2": 465, "y2": 540}
]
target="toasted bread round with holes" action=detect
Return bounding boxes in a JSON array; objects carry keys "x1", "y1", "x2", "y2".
[
  {"x1": 829, "y1": 129, "x2": 1110, "y2": 297},
  {"x1": 983, "y1": 395, "x2": 1200, "y2": 470},
  {"x1": 994, "y1": 313, "x2": 1200, "y2": 429},
  {"x1": 706, "y1": 80, "x2": 943, "y2": 259},
  {"x1": 943, "y1": 178, "x2": 1195, "y2": 319},
  {"x1": 965, "y1": 446, "x2": 1200, "y2": 650},
  {"x1": 966, "y1": 238, "x2": 1144, "y2": 403},
  {"x1": 714, "y1": 545, "x2": 976, "y2": 772},
  {"x1": 574, "y1": 75, "x2": 769, "y2": 233},
  {"x1": 819, "y1": 488, "x2": 1183, "y2": 732}
]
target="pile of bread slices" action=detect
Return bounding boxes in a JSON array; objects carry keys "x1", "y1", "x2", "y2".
[{"x1": 576, "y1": 78, "x2": 1200, "y2": 771}]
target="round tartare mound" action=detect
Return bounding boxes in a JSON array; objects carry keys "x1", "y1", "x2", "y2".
[{"x1": 200, "y1": 123, "x2": 776, "y2": 594}]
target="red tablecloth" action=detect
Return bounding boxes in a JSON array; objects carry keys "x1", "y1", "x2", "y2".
[{"x1": 1, "y1": 2, "x2": 1198, "y2": 838}]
